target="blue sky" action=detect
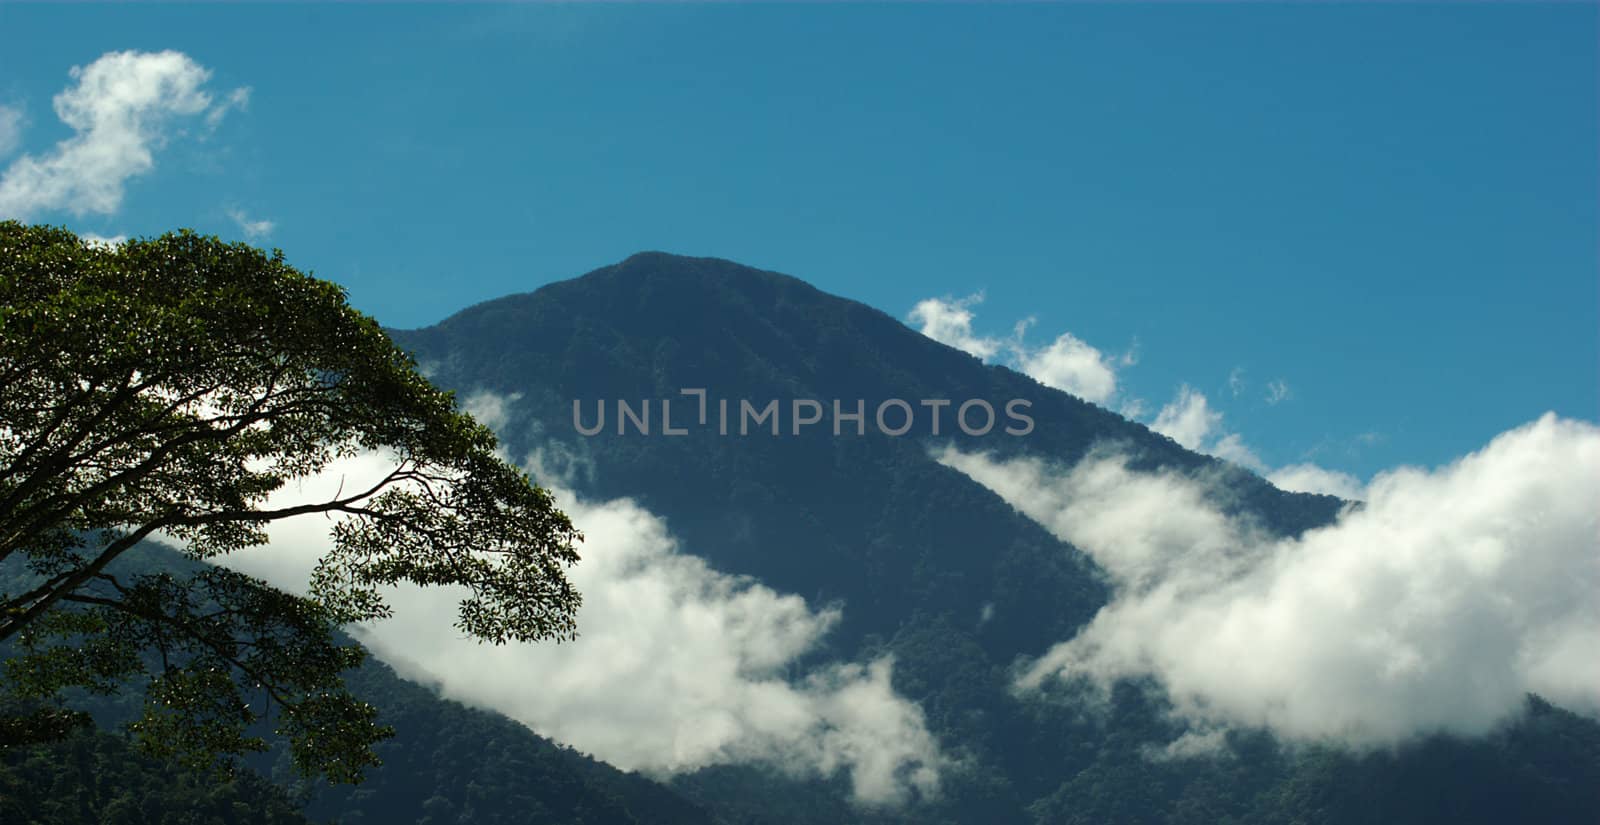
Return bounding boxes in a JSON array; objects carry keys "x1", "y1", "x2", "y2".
[{"x1": 0, "y1": 3, "x2": 1594, "y2": 487}]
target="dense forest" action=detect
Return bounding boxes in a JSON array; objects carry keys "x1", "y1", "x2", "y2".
[
  {"x1": 1, "y1": 729, "x2": 309, "y2": 825},
  {"x1": 1, "y1": 544, "x2": 712, "y2": 825}
]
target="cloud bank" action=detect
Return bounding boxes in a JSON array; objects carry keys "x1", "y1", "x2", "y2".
[
  {"x1": 937, "y1": 413, "x2": 1600, "y2": 749},
  {"x1": 0, "y1": 50, "x2": 247, "y2": 219},
  {"x1": 224, "y1": 449, "x2": 944, "y2": 806}
]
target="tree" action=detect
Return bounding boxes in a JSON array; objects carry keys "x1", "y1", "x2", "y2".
[{"x1": 0, "y1": 222, "x2": 582, "y2": 782}]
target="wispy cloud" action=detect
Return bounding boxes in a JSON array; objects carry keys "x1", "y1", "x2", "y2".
[
  {"x1": 0, "y1": 50, "x2": 248, "y2": 219},
  {"x1": 1227, "y1": 367, "x2": 1246, "y2": 398},
  {"x1": 1268, "y1": 462, "x2": 1364, "y2": 500},
  {"x1": 205, "y1": 87, "x2": 251, "y2": 134},
  {"x1": 226, "y1": 206, "x2": 274, "y2": 241},
  {"x1": 1148, "y1": 384, "x2": 1357, "y2": 497},
  {"x1": 937, "y1": 413, "x2": 1600, "y2": 750},
  {"x1": 0, "y1": 104, "x2": 24, "y2": 159},
  {"x1": 1265, "y1": 379, "x2": 1292, "y2": 405}
]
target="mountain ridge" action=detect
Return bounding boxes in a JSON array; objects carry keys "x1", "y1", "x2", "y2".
[
  {"x1": 384, "y1": 252, "x2": 1597, "y2": 825},
  {"x1": 397, "y1": 251, "x2": 1342, "y2": 521},
  {"x1": 384, "y1": 252, "x2": 1368, "y2": 822},
  {"x1": 10, "y1": 251, "x2": 1594, "y2": 825}
]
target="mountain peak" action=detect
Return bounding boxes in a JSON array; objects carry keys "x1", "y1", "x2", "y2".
[
  {"x1": 397, "y1": 253, "x2": 1337, "y2": 523},
  {"x1": 614, "y1": 250, "x2": 736, "y2": 269},
  {"x1": 595, "y1": 250, "x2": 817, "y2": 295}
]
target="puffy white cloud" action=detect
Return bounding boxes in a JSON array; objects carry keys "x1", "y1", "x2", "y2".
[
  {"x1": 907, "y1": 294, "x2": 1124, "y2": 404},
  {"x1": 225, "y1": 207, "x2": 275, "y2": 241},
  {"x1": 1150, "y1": 384, "x2": 1222, "y2": 451},
  {"x1": 907, "y1": 293, "x2": 1003, "y2": 361},
  {"x1": 222, "y1": 448, "x2": 944, "y2": 806},
  {"x1": 937, "y1": 413, "x2": 1600, "y2": 749},
  {"x1": 1012, "y1": 329, "x2": 1120, "y2": 404},
  {"x1": 0, "y1": 51, "x2": 246, "y2": 219}
]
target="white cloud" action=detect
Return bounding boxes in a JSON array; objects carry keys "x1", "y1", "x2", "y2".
[
  {"x1": 461, "y1": 389, "x2": 523, "y2": 433},
  {"x1": 937, "y1": 413, "x2": 1600, "y2": 749},
  {"x1": 1209, "y1": 432, "x2": 1266, "y2": 473},
  {"x1": 0, "y1": 50, "x2": 247, "y2": 219},
  {"x1": 79, "y1": 232, "x2": 127, "y2": 249},
  {"x1": 1269, "y1": 462, "x2": 1365, "y2": 500},
  {"x1": 1153, "y1": 384, "x2": 1357, "y2": 496},
  {"x1": 222, "y1": 447, "x2": 944, "y2": 806},
  {"x1": 225, "y1": 207, "x2": 275, "y2": 241},
  {"x1": 907, "y1": 295, "x2": 1360, "y2": 498},
  {"x1": 1012, "y1": 329, "x2": 1119, "y2": 404},
  {"x1": 0, "y1": 104, "x2": 24, "y2": 159},
  {"x1": 1227, "y1": 367, "x2": 1245, "y2": 398},
  {"x1": 1150, "y1": 385, "x2": 1222, "y2": 451},
  {"x1": 907, "y1": 295, "x2": 1124, "y2": 404},
  {"x1": 205, "y1": 87, "x2": 251, "y2": 133},
  {"x1": 907, "y1": 293, "x2": 1003, "y2": 361},
  {"x1": 1117, "y1": 339, "x2": 1139, "y2": 368},
  {"x1": 1150, "y1": 728, "x2": 1230, "y2": 761}
]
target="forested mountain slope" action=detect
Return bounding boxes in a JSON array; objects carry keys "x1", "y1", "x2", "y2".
[{"x1": 387, "y1": 252, "x2": 1599, "y2": 824}]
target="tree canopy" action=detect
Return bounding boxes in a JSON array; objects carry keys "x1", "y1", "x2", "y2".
[{"x1": 0, "y1": 222, "x2": 582, "y2": 782}]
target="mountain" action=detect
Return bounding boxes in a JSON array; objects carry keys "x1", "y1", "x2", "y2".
[
  {"x1": 385, "y1": 252, "x2": 1599, "y2": 824},
  {"x1": 394, "y1": 252, "x2": 1339, "y2": 650},
  {"x1": 9, "y1": 252, "x2": 1595, "y2": 823},
  {"x1": 1, "y1": 727, "x2": 311, "y2": 825}
]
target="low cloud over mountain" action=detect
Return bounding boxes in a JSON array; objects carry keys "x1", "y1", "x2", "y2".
[
  {"x1": 226, "y1": 436, "x2": 945, "y2": 807},
  {"x1": 938, "y1": 413, "x2": 1600, "y2": 749}
]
